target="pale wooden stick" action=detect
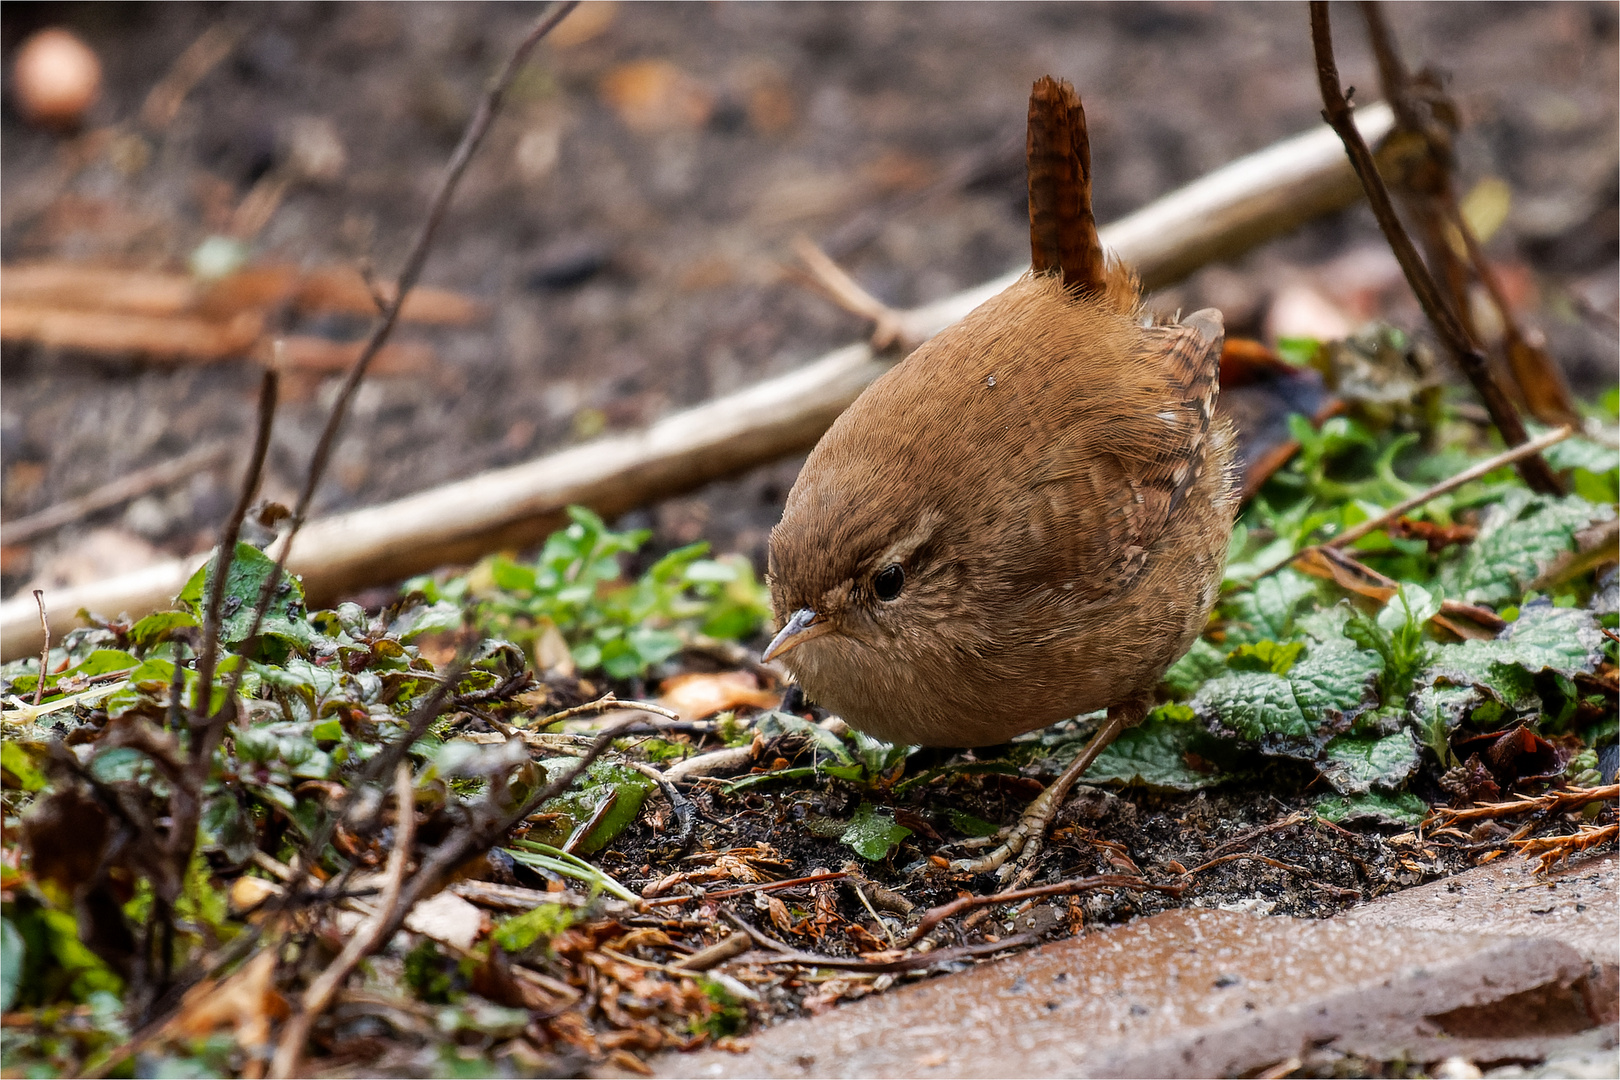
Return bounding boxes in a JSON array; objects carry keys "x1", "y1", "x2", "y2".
[
  {"x1": 1253, "y1": 423, "x2": 1575, "y2": 580},
  {"x1": 1325, "y1": 425, "x2": 1574, "y2": 550},
  {"x1": 0, "y1": 105, "x2": 1395, "y2": 661}
]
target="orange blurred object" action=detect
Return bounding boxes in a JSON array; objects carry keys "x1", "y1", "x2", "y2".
[{"x1": 11, "y1": 28, "x2": 101, "y2": 129}]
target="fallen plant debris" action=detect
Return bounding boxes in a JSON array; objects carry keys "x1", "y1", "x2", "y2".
[{"x1": 2, "y1": 5, "x2": 1617, "y2": 1079}]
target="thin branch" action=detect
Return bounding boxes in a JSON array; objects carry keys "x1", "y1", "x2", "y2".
[
  {"x1": 3, "y1": 442, "x2": 232, "y2": 545},
  {"x1": 1308, "y1": 1, "x2": 1562, "y2": 495},
  {"x1": 901, "y1": 874, "x2": 1184, "y2": 947},
  {"x1": 1429, "y1": 784, "x2": 1617, "y2": 825},
  {"x1": 268, "y1": 761, "x2": 416, "y2": 1079},
  {"x1": 642, "y1": 871, "x2": 849, "y2": 907},
  {"x1": 1255, "y1": 423, "x2": 1574, "y2": 580},
  {"x1": 525, "y1": 691, "x2": 679, "y2": 727},
  {"x1": 365, "y1": 716, "x2": 631, "y2": 949},
  {"x1": 790, "y1": 234, "x2": 912, "y2": 353},
  {"x1": 191, "y1": 369, "x2": 278, "y2": 752},
  {"x1": 31, "y1": 591, "x2": 49, "y2": 707},
  {"x1": 224, "y1": 1, "x2": 579, "y2": 699},
  {"x1": 1325, "y1": 425, "x2": 1572, "y2": 550}
]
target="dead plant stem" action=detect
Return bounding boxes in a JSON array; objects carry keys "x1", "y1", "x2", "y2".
[
  {"x1": 1308, "y1": 2, "x2": 1561, "y2": 494},
  {"x1": 269, "y1": 762, "x2": 416, "y2": 1079}
]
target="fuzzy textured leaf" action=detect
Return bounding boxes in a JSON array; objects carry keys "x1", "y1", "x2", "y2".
[
  {"x1": 1086, "y1": 713, "x2": 1245, "y2": 791},
  {"x1": 1196, "y1": 637, "x2": 1383, "y2": 757},
  {"x1": 1318, "y1": 730, "x2": 1420, "y2": 794},
  {"x1": 1440, "y1": 493, "x2": 1615, "y2": 606}
]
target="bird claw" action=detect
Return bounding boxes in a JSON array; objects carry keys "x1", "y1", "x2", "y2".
[{"x1": 946, "y1": 785, "x2": 1063, "y2": 879}]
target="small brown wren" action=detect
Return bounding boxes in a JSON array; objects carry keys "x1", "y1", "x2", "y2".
[{"x1": 764, "y1": 77, "x2": 1239, "y2": 875}]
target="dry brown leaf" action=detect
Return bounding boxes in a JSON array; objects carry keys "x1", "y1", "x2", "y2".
[
  {"x1": 659, "y1": 670, "x2": 779, "y2": 720},
  {"x1": 165, "y1": 948, "x2": 289, "y2": 1050},
  {"x1": 600, "y1": 60, "x2": 714, "y2": 133}
]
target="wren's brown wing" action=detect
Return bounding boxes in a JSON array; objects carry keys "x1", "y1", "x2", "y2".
[{"x1": 1005, "y1": 306, "x2": 1225, "y2": 605}]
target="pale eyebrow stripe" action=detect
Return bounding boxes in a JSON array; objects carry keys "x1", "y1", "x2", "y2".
[{"x1": 868, "y1": 507, "x2": 944, "y2": 572}]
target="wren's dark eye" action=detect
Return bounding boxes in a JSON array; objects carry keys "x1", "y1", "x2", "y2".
[{"x1": 873, "y1": 564, "x2": 905, "y2": 601}]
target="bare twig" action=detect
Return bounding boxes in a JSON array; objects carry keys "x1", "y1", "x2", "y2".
[
  {"x1": 366, "y1": 716, "x2": 631, "y2": 952},
  {"x1": 31, "y1": 591, "x2": 49, "y2": 707},
  {"x1": 1362, "y1": 3, "x2": 1580, "y2": 428},
  {"x1": 226, "y1": 1, "x2": 579, "y2": 695},
  {"x1": 1325, "y1": 425, "x2": 1574, "y2": 551},
  {"x1": 525, "y1": 691, "x2": 680, "y2": 727},
  {"x1": 268, "y1": 762, "x2": 416, "y2": 1079},
  {"x1": 1429, "y1": 785, "x2": 1617, "y2": 826},
  {"x1": 561, "y1": 789, "x2": 619, "y2": 854},
  {"x1": 1254, "y1": 422, "x2": 1574, "y2": 580},
  {"x1": 213, "y1": 9, "x2": 574, "y2": 739},
  {"x1": 667, "y1": 932, "x2": 752, "y2": 973},
  {"x1": 791, "y1": 234, "x2": 913, "y2": 352},
  {"x1": 1513, "y1": 822, "x2": 1618, "y2": 875},
  {"x1": 1308, "y1": 1, "x2": 1561, "y2": 495},
  {"x1": 1183, "y1": 852, "x2": 1312, "y2": 877},
  {"x1": 140, "y1": 23, "x2": 242, "y2": 131},
  {"x1": 620, "y1": 759, "x2": 695, "y2": 858},
  {"x1": 192, "y1": 370, "x2": 278, "y2": 742},
  {"x1": 1445, "y1": 194, "x2": 1581, "y2": 426},
  {"x1": 902, "y1": 874, "x2": 1184, "y2": 947},
  {"x1": 642, "y1": 871, "x2": 849, "y2": 908},
  {"x1": 4, "y1": 442, "x2": 232, "y2": 545}
]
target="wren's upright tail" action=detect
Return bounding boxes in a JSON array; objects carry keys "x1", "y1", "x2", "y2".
[{"x1": 1026, "y1": 76, "x2": 1108, "y2": 297}]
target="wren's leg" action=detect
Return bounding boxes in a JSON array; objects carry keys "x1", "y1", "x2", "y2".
[{"x1": 949, "y1": 695, "x2": 1150, "y2": 882}]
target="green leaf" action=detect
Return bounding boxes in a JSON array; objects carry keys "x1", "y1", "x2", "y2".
[
  {"x1": 1275, "y1": 336, "x2": 1321, "y2": 366},
  {"x1": 1195, "y1": 636, "x2": 1383, "y2": 757},
  {"x1": 1085, "y1": 710, "x2": 1249, "y2": 791},
  {"x1": 389, "y1": 600, "x2": 463, "y2": 641},
  {"x1": 1319, "y1": 730, "x2": 1420, "y2": 794},
  {"x1": 1314, "y1": 790, "x2": 1427, "y2": 827},
  {"x1": 0, "y1": 918, "x2": 22, "y2": 1012},
  {"x1": 1543, "y1": 435, "x2": 1619, "y2": 478},
  {"x1": 1440, "y1": 493, "x2": 1615, "y2": 606},
  {"x1": 491, "y1": 903, "x2": 579, "y2": 954},
  {"x1": 1425, "y1": 602, "x2": 1606, "y2": 714},
  {"x1": 181, "y1": 542, "x2": 316, "y2": 657},
  {"x1": 127, "y1": 610, "x2": 199, "y2": 649},
  {"x1": 755, "y1": 711, "x2": 857, "y2": 766},
  {"x1": 1161, "y1": 638, "x2": 1228, "y2": 697},
  {"x1": 946, "y1": 810, "x2": 1000, "y2": 838},
  {"x1": 1227, "y1": 640, "x2": 1305, "y2": 675},
  {"x1": 1, "y1": 742, "x2": 48, "y2": 792},
  {"x1": 1221, "y1": 571, "x2": 1318, "y2": 647},
  {"x1": 840, "y1": 802, "x2": 911, "y2": 861},
  {"x1": 526, "y1": 761, "x2": 655, "y2": 855}
]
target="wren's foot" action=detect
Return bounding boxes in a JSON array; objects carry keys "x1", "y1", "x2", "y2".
[{"x1": 948, "y1": 697, "x2": 1149, "y2": 883}]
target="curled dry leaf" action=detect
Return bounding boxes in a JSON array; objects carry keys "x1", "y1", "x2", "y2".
[
  {"x1": 164, "y1": 949, "x2": 289, "y2": 1048},
  {"x1": 659, "y1": 670, "x2": 779, "y2": 719}
]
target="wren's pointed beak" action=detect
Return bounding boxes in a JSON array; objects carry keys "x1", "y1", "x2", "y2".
[{"x1": 762, "y1": 607, "x2": 834, "y2": 663}]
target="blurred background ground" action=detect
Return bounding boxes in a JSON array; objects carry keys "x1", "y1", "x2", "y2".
[{"x1": 2, "y1": 1, "x2": 1616, "y2": 600}]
